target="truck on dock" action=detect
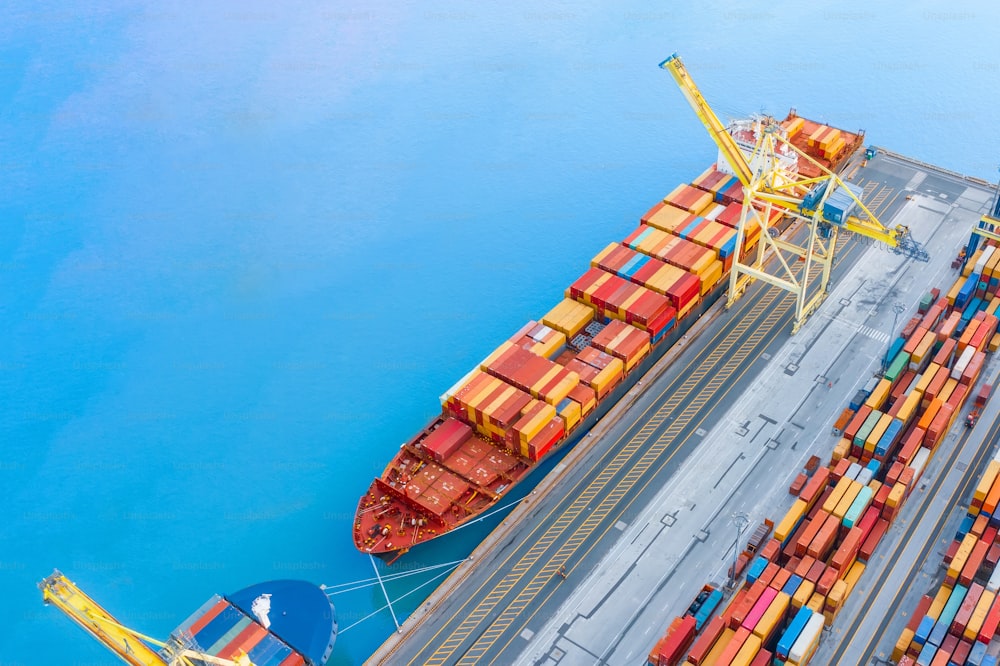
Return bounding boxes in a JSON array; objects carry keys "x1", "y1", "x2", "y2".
[{"x1": 966, "y1": 383, "x2": 992, "y2": 428}]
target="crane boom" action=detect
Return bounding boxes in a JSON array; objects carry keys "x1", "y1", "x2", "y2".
[
  {"x1": 660, "y1": 52, "x2": 920, "y2": 254},
  {"x1": 659, "y1": 52, "x2": 928, "y2": 333},
  {"x1": 659, "y1": 53, "x2": 755, "y2": 185}
]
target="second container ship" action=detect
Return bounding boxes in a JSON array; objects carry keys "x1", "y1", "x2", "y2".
[{"x1": 354, "y1": 112, "x2": 864, "y2": 561}]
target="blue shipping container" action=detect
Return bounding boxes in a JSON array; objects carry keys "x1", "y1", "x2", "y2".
[
  {"x1": 747, "y1": 556, "x2": 768, "y2": 584},
  {"x1": 914, "y1": 614, "x2": 935, "y2": 645},
  {"x1": 776, "y1": 607, "x2": 812, "y2": 659}
]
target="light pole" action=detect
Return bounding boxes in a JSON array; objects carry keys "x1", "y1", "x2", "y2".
[
  {"x1": 730, "y1": 512, "x2": 750, "y2": 590},
  {"x1": 883, "y1": 302, "x2": 906, "y2": 372}
]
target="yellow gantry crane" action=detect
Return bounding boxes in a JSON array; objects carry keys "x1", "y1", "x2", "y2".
[
  {"x1": 40, "y1": 570, "x2": 254, "y2": 666},
  {"x1": 660, "y1": 53, "x2": 928, "y2": 333}
]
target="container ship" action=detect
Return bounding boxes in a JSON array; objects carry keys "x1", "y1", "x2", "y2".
[
  {"x1": 40, "y1": 570, "x2": 337, "y2": 666},
  {"x1": 354, "y1": 112, "x2": 863, "y2": 561}
]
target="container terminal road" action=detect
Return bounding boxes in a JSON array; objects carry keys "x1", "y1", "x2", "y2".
[{"x1": 367, "y1": 151, "x2": 1000, "y2": 665}]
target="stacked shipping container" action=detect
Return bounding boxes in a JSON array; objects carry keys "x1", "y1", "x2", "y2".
[
  {"x1": 894, "y1": 454, "x2": 1000, "y2": 665},
  {"x1": 647, "y1": 274, "x2": 996, "y2": 666}
]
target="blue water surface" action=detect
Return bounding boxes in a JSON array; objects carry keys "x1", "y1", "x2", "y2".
[{"x1": 2, "y1": 2, "x2": 999, "y2": 664}]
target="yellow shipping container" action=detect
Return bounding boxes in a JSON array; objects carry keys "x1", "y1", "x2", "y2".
[
  {"x1": 783, "y1": 116, "x2": 805, "y2": 139},
  {"x1": 914, "y1": 364, "x2": 939, "y2": 395},
  {"x1": 699, "y1": 259, "x2": 724, "y2": 294},
  {"x1": 868, "y1": 479, "x2": 882, "y2": 496},
  {"x1": 865, "y1": 414, "x2": 893, "y2": 453},
  {"x1": 833, "y1": 481, "x2": 862, "y2": 520},
  {"x1": 806, "y1": 592, "x2": 825, "y2": 614},
  {"x1": 644, "y1": 263, "x2": 686, "y2": 295},
  {"x1": 645, "y1": 203, "x2": 693, "y2": 233},
  {"x1": 892, "y1": 628, "x2": 914, "y2": 662},
  {"x1": 911, "y1": 331, "x2": 936, "y2": 369},
  {"x1": 938, "y1": 378, "x2": 957, "y2": 405},
  {"x1": 843, "y1": 561, "x2": 865, "y2": 598},
  {"x1": 517, "y1": 402, "x2": 558, "y2": 443},
  {"x1": 886, "y1": 482, "x2": 906, "y2": 510},
  {"x1": 831, "y1": 438, "x2": 850, "y2": 463},
  {"x1": 468, "y1": 376, "x2": 504, "y2": 411},
  {"x1": 529, "y1": 329, "x2": 567, "y2": 360},
  {"x1": 864, "y1": 378, "x2": 892, "y2": 411},
  {"x1": 482, "y1": 341, "x2": 515, "y2": 370},
  {"x1": 989, "y1": 297, "x2": 1000, "y2": 316},
  {"x1": 974, "y1": 461, "x2": 1000, "y2": 506},
  {"x1": 895, "y1": 391, "x2": 922, "y2": 426},
  {"x1": 703, "y1": 627, "x2": 735, "y2": 666},
  {"x1": 557, "y1": 399, "x2": 581, "y2": 432},
  {"x1": 946, "y1": 275, "x2": 964, "y2": 305},
  {"x1": 823, "y1": 477, "x2": 853, "y2": 515},
  {"x1": 827, "y1": 579, "x2": 847, "y2": 610},
  {"x1": 732, "y1": 633, "x2": 762, "y2": 666},
  {"x1": 590, "y1": 242, "x2": 620, "y2": 268},
  {"x1": 966, "y1": 589, "x2": 997, "y2": 641},
  {"x1": 542, "y1": 298, "x2": 595, "y2": 339},
  {"x1": 591, "y1": 359, "x2": 624, "y2": 396},
  {"x1": 531, "y1": 365, "x2": 564, "y2": 396},
  {"x1": 949, "y1": 533, "x2": 978, "y2": 582},
  {"x1": 753, "y1": 592, "x2": 790, "y2": 640},
  {"x1": 964, "y1": 249, "x2": 984, "y2": 277},
  {"x1": 537, "y1": 374, "x2": 578, "y2": 406},
  {"x1": 928, "y1": 584, "x2": 952, "y2": 621},
  {"x1": 991, "y1": 332, "x2": 1000, "y2": 353},
  {"x1": 792, "y1": 579, "x2": 815, "y2": 609},
  {"x1": 775, "y1": 499, "x2": 808, "y2": 542}
]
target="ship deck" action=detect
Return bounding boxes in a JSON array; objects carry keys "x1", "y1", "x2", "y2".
[{"x1": 365, "y1": 151, "x2": 999, "y2": 665}]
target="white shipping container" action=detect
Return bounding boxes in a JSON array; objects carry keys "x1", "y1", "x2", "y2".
[
  {"x1": 846, "y1": 462, "x2": 862, "y2": 481},
  {"x1": 988, "y1": 563, "x2": 1000, "y2": 593},
  {"x1": 788, "y1": 613, "x2": 825, "y2": 664},
  {"x1": 909, "y1": 447, "x2": 931, "y2": 481},
  {"x1": 976, "y1": 247, "x2": 996, "y2": 275},
  {"x1": 952, "y1": 346, "x2": 976, "y2": 381}
]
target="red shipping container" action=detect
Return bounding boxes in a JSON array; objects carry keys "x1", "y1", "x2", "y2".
[
  {"x1": 795, "y1": 556, "x2": 816, "y2": 579},
  {"x1": 960, "y1": 540, "x2": 991, "y2": 587},
  {"x1": 686, "y1": 615, "x2": 725, "y2": 666},
  {"x1": 795, "y1": 514, "x2": 827, "y2": 558},
  {"x1": 807, "y1": 514, "x2": 840, "y2": 561},
  {"x1": 980, "y1": 593, "x2": 1000, "y2": 643},
  {"x1": 715, "y1": 627, "x2": 752, "y2": 665},
  {"x1": 933, "y1": 337, "x2": 956, "y2": 366},
  {"x1": 857, "y1": 506, "x2": 881, "y2": 544},
  {"x1": 729, "y1": 581, "x2": 767, "y2": 630},
  {"x1": 770, "y1": 567, "x2": 792, "y2": 592},
  {"x1": 657, "y1": 614, "x2": 696, "y2": 666},
  {"x1": 901, "y1": 316, "x2": 922, "y2": 341},
  {"x1": 987, "y1": 543, "x2": 1000, "y2": 571},
  {"x1": 873, "y1": 484, "x2": 892, "y2": 512},
  {"x1": 952, "y1": 639, "x2": 972, "y2": 666},
  {"x1": 816, "y1": 566, "x2": 838, "y2": 596},
  {"x1": 944, "y1": 538, "x2": 961, "y2": 566},
  {"x1": 831, "y1": 526, "x2": 864, "y2": 576},
  {"x1": 906, "y1": 595, "x2": 934, "y2": 633},
  {"x1": 953, "y1": 583, "x2": 984, "y2": 636},
  {"x1": 925, "y1": 403, "x2": 955, "y2": 449},
  {"x1": 749, "y1": 648, "x2": 772, "y2": 666},
  {"x1": 897, "y1": 427, "x2": 926, "y2": 466},
  {"x1": 799, "y1": 467, "x2": 831, "y2": 509},
  {"x1": 760, "y1": 539, "x2": 781, "y2": 563},
  {"x1": 758, "y1": 562, "x2": 780, "y2": 588},
  {"x1": 859, "y1": 519, "x2": 889, "y2": 562},
  {"x1": 844, "y1": 405, "x2": 873, "y2": 444},
  {"x1": 421, "y1": 418, "x2": 473, "y2": 463},
  {"x1": 831, "y1": 458, "x2": 851, "y2": 483},
  {"x1": 806, "y1": 560, "x2": 826, "y2": 583}
]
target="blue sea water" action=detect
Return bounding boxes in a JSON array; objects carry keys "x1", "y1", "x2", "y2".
[{"x1": 1, "y1": 2, "x2": 999, "y2": 664}]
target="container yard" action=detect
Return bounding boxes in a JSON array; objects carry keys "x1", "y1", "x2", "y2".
[{"x1": 367, "y1": 129, "x2": 1000, "y2": 666}]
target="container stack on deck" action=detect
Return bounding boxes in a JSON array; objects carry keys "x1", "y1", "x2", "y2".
[
  {"x1": 646, "y1": 267, "x2": 999, "y2": 666},
  {"x1": 436, "y1": 174, "x2": 768, "y2": 472}
]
